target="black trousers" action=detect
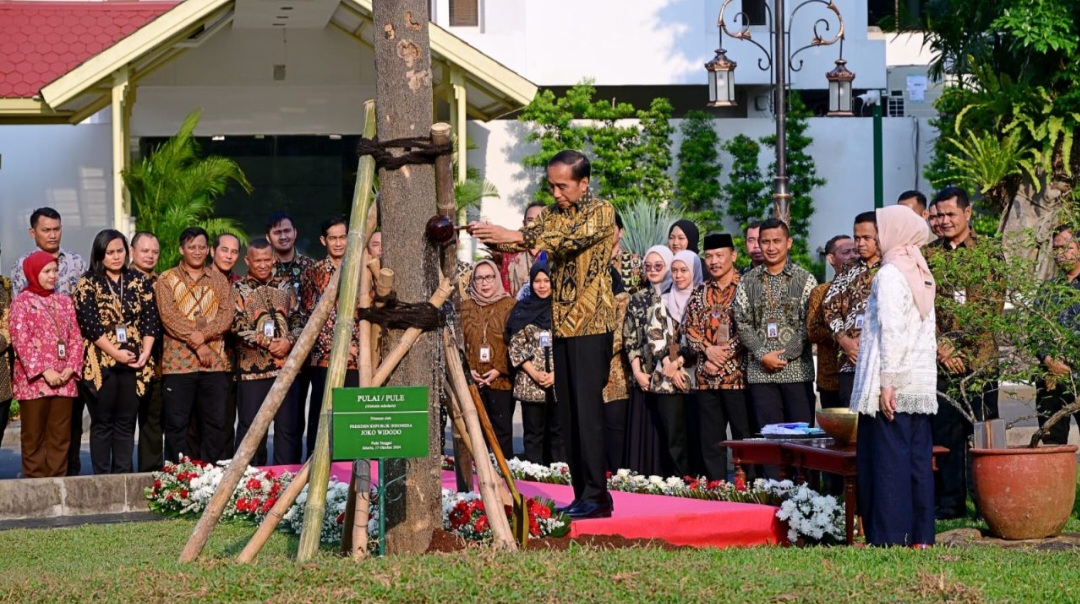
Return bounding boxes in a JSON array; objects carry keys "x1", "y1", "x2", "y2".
[
  {"x1": 696, "y1": 389, "x2": 753, "y2": 482},
  {"x1": 654, "y1": 393, "x2": 689, "y2": 477},
  {"x1": 748, "y1": 382, "x2": 815, "y2": 426},
  {"x1": 86, "y1": 368, "x2": 140, "y2": 474},
  {"x1": 554, "y1": 333, "x2": 613, "y2": 504},
  {"x1": 0, "y1": 397, "x2": 9, "y2": 449},
  {"x1": 479, "y1": 387, "x2": 515, "y2": 460},
  {"x1": 163, "y1": 372, "x2": 228, "y2": 463},
  {"x1": 137, "y1": 378, "x2": 164, "y2": 472},
  {"x1": 67, "y1": 390, "x2": 86, "y2": 476},
  {"x1": 838, "y1": 372, "x2": 856, "y2": 408},
  {"x1": 818, "y1": 388, "x2": 844, "y2": 409},
  {"x1": 307, "y1": 367, "x2": 359, "y2": 459},
  {"x1": 236, "y1": 378, "x2": 300, "y2": 466},
  {"x1": 856, "y1": 412, "x2": 935, "y2": 546},
  {"x1": 602, "y1": 399, "x2": 628, "y2": 472},
  {"x1": 1036, "y1": 379, "x2": 1079, "y2": 445},
  {"x1": 932, "y1": 375, "x2": 998, "y2": 518},
  {"x1": 290, "y1": 366, "x2": 314, "y2": 463},
  {"x1": 522, "y1": 396, "x2": 564, "y2": 465}
]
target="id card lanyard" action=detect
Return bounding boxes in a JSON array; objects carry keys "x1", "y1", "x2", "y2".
[
  {"x1": 762, "y1": 271, "x2": 784, "y2": 341},
  {"x1": 41, "y1": 296, "x2": 69, "y2": 360},
  {"x1": 109, "y1": 273, "x2": 130, "y2": 344}
]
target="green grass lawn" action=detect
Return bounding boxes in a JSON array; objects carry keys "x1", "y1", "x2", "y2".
[{"x1": 1, "y1": 519, "x2": 1079, "y2": 604}]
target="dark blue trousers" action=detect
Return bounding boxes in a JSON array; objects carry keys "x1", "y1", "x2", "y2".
[{"x1": 856, "y1": 411, "x2": 935, "y2": 546}]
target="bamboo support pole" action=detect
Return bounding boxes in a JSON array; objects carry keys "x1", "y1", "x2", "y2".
[
  {"x1": 297, "y1": 100, "x2": 378, "y2": 561},
  {"x1": 442, "y1": 378, "x2": 476, "y2": 461},
  {"x1": 351, "y1": 461, "x2": 372, "y2": 560},
  {"x1": 236, "y1": 461, "x2": 311, "y2": 563},
  {"x1": 179, "y1": 274, "x2": 338, "y2": 563},
  {"x1": 443, "y1": 330, "x2": 516, "y2": 543},
  {"x1": 358, "y1": 251, "x2": 375, "y2": 387},
  {"x1": 370, "y1": 279, "x2": 454, "y2": 386}
]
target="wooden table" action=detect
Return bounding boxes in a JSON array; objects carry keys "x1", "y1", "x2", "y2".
[{"x1": 722, "y1": 438, "x2": 948, "y2": 545}]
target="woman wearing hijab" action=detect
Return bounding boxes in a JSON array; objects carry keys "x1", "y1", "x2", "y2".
[
  {"x1": 645, "y1": 249, "x2": 699, "y2": 476},
  {"x1": 507, "y1": 258, "x2": 564, "y2": 464},
  {"x1": 622, "y1": 245, "x2": 672, "y2": 475},
  {"x1": 461, "y1": 259, "x2": 517, "y2": 459},
  {"x1": 851, "y1": 205, "x2": 938, "y2": 547},
  {"x1": 73, "y1": 230, "x2": 160, "y2": 474},
  {"x1": 9, "y1": 251, "x2": 84, "y2": 478},
  {"x1": 669, "y1": 220, "x2": 705, "y2": 288}
]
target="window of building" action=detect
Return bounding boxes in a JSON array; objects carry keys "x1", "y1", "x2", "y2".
[
  {"x1": 741, "y1": 0, "x2": 767, "y2": 26},
  {"x1": 449, "y1": 0, "x2": 479, "y2": 27}
]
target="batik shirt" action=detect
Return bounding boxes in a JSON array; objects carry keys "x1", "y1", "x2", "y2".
[
  {"x1": 733, "y1": 262, "x2": 816, "y2": 384},
  {"x1": 0, "y1": 276, "x2": 13, "y2": 401},
  {"x1": 273, "y1": 253, "x2": 317, "y2": 304},
  {"x1": 612, "y1": 249, "x2": 643, "y2": 291},
  {"x1": 9, "y1": 291, "x2": 83, "y2": 400},
  {"x1": 623, "y1": 286, "x2": 663, "y2": 384},
  {"x1": 233, "y1": 275, "x2": 303, "y2": 381},
  {"x1": 11, "y1": 248, "x2": 87, "y2": 296},
  {"x1": 155, "y1": 266, "x2": 235, "y2": 374},
  {"x1": 683, "y1": 275, "x2": 746, "y2": 390},
  {"x1": 300, "y1": 257, "x2": 361, "y2": 369},
  {"x1": 508, "y1": 323, "x2": 553, "y2": 403},
  {"x1": 492, "y1": 193, "x2": 616, "y2": 338},
  {"x1": 822, "y1": 257, "x2": 880, "y2": 373},
  {"x1": 603, "y1": 291, "x2": 632, "y2": 403},
  {"x1": 73, "y1": 269, "x2": 161, "y2": 396},
  {"x1": 925, "y1": 232, "x2": 1004, "y2": 373},
  {"x1": 806, "y1": 282, "x2": 839, "y2": 392}
]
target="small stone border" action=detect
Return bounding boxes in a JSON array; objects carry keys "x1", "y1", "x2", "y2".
[
  {"x1": 0, "y1": 473, "x2": 153, "y2": 522},
  {"x1": 937, "y1": 528, "x2": 1080, "y2": 551}
]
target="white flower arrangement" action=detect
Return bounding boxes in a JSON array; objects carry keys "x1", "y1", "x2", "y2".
[{"x1": 765, "y1": 479, "x2": 846, "y2": 545}]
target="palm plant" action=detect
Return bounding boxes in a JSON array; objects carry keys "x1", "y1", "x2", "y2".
[
  {"x1": 619, "y1": 198, "x2": 678, "y2": 257},
  {"x1": 452, "y1": 138, "x2": 499, "y2": 217},
  {"x1": 123, "y1": 109, "x2": 251, "y2": 270}
]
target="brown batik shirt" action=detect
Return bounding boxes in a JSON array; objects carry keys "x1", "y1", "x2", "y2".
[
  {"x1": 684, "y1": 274, "x2": 746, "y2": 390},
  {"x1": 461, "y1": 297, "x2": 515, "y2": 391},
  {"x1": 155, "y1": 265, "x2": 235, "y2": 374},
  {"x1": 492, "y1": 193, "x2": 617, "y2": 339},
  {"x1": 822, "y1": 257, "x2": 880, "y2": 373},
  {"x1": 300, "y1": 257, "x2": 361, "y2": 370},
  {"x1": 806, "y1": 282, "x2": 839, "y2": 392},
  {"x1": 233, "y1": 275, "x2": 304, "y2": 381}
]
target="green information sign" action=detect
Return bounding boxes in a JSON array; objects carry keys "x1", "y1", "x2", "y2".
[{"x1": 331, "y1": 386, "x2": 429, "y2": 460}]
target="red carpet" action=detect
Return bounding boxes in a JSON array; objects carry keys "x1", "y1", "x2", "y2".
[{"x1": 265, "y1": 462, "x2": 786, "y2": 549}]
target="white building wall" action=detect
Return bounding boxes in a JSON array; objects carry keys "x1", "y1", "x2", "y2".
[
  {"x1": 468, "y1": 115, "x2": 936, "y2": 256},
  {"x1": 0, "y1": 124, "x2": 113, "y2": 270},
  {"x1": 435, "y1": 0, "x2": 886, "y2": 90}
]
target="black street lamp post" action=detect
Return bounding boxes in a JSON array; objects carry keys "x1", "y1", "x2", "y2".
[{"x1": 706, "y1": 0, "x2": 854, "y2": 223}]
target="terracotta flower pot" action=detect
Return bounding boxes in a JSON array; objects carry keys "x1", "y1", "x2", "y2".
[{"x1": 971, "y1": 445, "x2": 1078, "y2": 540}]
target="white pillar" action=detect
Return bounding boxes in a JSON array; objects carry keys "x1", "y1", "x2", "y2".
[{"x1": 110, "y1": 67, "x2": 135, "y2": 234}]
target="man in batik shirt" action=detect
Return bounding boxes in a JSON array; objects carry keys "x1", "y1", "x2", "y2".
[
  {"x1": 233, "y1": 238, "x2": 304, "y2": 465},
  {"x1": 807, "y1": 235, "x2": 855, "y2": 409},
  {"x1": 822, "y1": 211, "x2": 880, "y2": 406},
  {"x1": 611, "y1": 212, "x2": 642, "y2": 291},
  {"x1": 299, "y1": 215, "x2": 361, "y2": 458},
  {"x1": 470, "y1": 150, "x2": 617, "y2": 520},
  {"x1": 683, "y1": 233, "x2": 751, "y2": 481},
  {"x1": 501, "y1": 202, "x2": 546, "y2": 297}
]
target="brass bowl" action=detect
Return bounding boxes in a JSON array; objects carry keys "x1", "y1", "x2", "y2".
[{"x1": 816, "y1": 408, "x2": 858, "y2": 444}]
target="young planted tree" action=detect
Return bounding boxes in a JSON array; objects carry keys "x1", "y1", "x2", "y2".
[
  {"x1": 675, "y1": 110, "x2": 724, "y2": 232},
  {"x1": 123, "y1": 109, "x2": 250, "y2": 269}
]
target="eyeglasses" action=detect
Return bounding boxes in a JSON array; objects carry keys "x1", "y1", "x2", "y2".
[
  {"x1": 474, "y1": 275, "x2": 496, "y2": 283},
  {"x1": 643, "y1": 263, "x2": 666, "y2": 272}
]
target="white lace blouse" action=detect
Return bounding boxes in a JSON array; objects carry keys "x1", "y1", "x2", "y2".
[{"x1": 850, "y1": 264, "x2": 938, "y2": 416}]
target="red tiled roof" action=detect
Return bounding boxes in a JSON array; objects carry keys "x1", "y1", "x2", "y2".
[{"x1": 0, "y1": 1, "x2": 179, "y2": 99}]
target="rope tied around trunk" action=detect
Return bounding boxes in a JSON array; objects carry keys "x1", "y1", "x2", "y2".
[
  {"x1": 357, "y1": 291, "x2": 443, "y2": 331},
  {"x1": 355, "y1": 136, "x2": 453, "y2": 171}
]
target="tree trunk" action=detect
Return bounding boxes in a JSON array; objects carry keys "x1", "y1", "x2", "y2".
[{"x1": 373, "y1": 0, "x2": 441, "y2": 555}]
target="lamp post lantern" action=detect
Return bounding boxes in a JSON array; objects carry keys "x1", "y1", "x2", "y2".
[{"x1": 709, "y1": 0, "x2": 853, "y2": 223}]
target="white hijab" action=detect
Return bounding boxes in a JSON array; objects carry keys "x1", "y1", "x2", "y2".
[
  {"x1": 643, "y1": 245, "x2": 674, "y2": 296},
  {"x1": 664, "y1": 250, "x2": 700, "y2": 322}
]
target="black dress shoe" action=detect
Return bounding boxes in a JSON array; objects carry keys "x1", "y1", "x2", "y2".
[
  {"x1": 556, "y1": 500, "x2": 580, "y2": 514},
  {"x1": 567, "y1": 499, "x2": 613, "y2": 520}
]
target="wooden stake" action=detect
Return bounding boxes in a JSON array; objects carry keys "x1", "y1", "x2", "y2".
[
  {"x1": 371, "y1": 265, "x2": 394, "y2": 369},
  {"x1": 236, "y1": 461, "x2": 311, "y2": 563},
  {"x1": 358, "y1": 251, "x2": 375, "y2": 388},
  {"x1": 351, "y1": 461, "x2": 372, "y2": 560},
  {"x1": 179, "y1": 273, "x2": 338, "y2": 563},
  {"x1": 297, "y1": 100, "x2": 378, "y2": 561},
  {"x1": 443, "y1": 329, "x2": 516, "y2": 548}
]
